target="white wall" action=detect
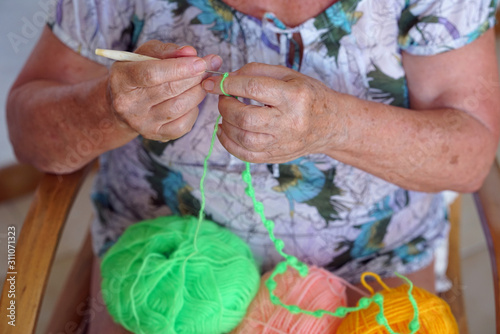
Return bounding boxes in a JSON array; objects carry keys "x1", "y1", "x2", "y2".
[{"x1": 0, "y1": 0, "x2": 46, "y2": 167}]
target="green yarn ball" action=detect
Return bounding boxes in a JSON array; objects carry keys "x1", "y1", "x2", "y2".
[{"x1": 100, "y1": 215, "x2": 260, "y2": 334}]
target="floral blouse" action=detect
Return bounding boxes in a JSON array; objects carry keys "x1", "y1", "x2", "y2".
[{"x1": 49, "y1": 0, "x2": 496, "y2": 285}]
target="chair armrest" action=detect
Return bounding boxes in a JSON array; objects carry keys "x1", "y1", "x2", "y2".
[
  {"x1": 474, "y1": 159, "x2": 500, "y2": 334},
  {"x1": 0, "y1": 162, "x2": 95, "y2": 334}
]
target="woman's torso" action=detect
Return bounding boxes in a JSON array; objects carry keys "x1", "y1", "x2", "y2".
[{"x1": 89, "y1": 0, "x2": 448, "y2": 282}]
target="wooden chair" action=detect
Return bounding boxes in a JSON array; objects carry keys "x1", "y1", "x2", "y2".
[{"x1": 1, "y1": 159, "x2": 499, "y2": 334}]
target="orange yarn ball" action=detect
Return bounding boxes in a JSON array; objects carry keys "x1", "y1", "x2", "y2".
[
  {"x1": 337, "y1": 284, "x2": 459, "y2": 334},
  {"x1": 231, "y1": 265, "x2": 347, "y2": 334}
]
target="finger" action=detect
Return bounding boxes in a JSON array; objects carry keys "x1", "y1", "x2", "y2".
[
  {"x1": 128, "y1": 75, "x2": 204, "y2": 106},
  {"x1": 150, "y1": 84, "x2": 206, "y2": 123},
  {"x1": 201, "y1": 54, "x2": 223, "y2": 79},
  {"x1": 122, "y1": 54, "x2": 222, "y2": 105},
  {"x1": 217, "y1": 125, "x2": 260, "y2": 162},
  {"x1": 218, "y1": 96, "x2": 279, "y2": 132},
  {"x1": 156, "y1": 106, "x2": 199, "y2": 140},
  {"x1": 217, "y1": 126, "x2": 295, "y2": 164},
  {"x1": 109, "y1": 74, "x2": 203, "y2": 114},
  {"x1": 135, "y1": 40, "x2": 198, "y2": 59},
  {"x1": 118, "y1": 56, "x2": 208, "y2": 87},
  {"x1": 202, "y1": 74, "x2": 286, "y2": 106},
  {"x1": 218, "y1": 120, "x2": 276, "y2": 152},
  {"x1": 234, "y1": 62, "x2": 296, "y2": 80}
]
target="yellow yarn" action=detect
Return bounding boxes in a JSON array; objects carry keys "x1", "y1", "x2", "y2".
[{"x1": 337, "y1": 273, "x2": 459, "y2": 334}]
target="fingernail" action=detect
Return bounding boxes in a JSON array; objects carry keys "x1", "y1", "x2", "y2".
[
  {"x1": 217, "y1": 126, "x2": 221, "y2": 136},
  {"x1": 203, "y1": 80, "x2": 215, "y2": 91},
  {"x1": 210, "y1": 55, "x2": 222, "y2": 70},
  {"x1": 193, "y1": 59, "x2": 206, "y2": 73}
]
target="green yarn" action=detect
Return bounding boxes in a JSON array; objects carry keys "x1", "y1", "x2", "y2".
[
  {"x1": 220, "y1": 72, "x2": 230, "y2": 96},
  {"x1": 196, "y1": 114, "x2": 222, "y2": 241},
  {"x1": 101, "y1": 114, "x2": 259, "y2": 334},
  {"x1": 101, "y1": 216, "x2": 260, "y2": 334},
  {"x1": 220, "y1": 72, "x2": 238, "y2": 99},
  {"x1": 241, "y1": 163, "x2": 421, "y2": 334},
  {"x1": 220, "y1": 72, "x2": 231, "y2": 97}
]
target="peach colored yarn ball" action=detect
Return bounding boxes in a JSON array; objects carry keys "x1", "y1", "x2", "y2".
[{"x1": 231, "y1": 265, "x2": 347, "y2": 334}]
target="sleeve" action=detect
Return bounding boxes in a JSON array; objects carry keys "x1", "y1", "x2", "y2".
[
  {"x1": 398, "y1": 0, "x2": 498, "y2": 55},
  {"x1": 47, "y1": 0, "x2": 137, "y2": 66}
]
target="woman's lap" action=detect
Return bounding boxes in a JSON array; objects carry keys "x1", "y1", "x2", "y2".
[
  {"x1": 88, "y1": 257, "x2": 131, "y2": 334},
  {"x1": 88, "y1": 255, "x2": 436, "y2": 333}
]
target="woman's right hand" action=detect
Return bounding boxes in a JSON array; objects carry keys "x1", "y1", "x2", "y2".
[{"x1": 108, "y1": 40, "x2": 222, "y2": 141}]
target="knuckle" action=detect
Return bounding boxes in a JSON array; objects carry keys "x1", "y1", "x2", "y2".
[
  {"x1": 191, "y1": 84, "x2": 207, "y2": 101},
  {"x1": 238, "y1": 132, "x2": 263, "y2": 151},
  {"x1": 289, "y1": 113, "x2": 307, "y2": 133},
  {"x1": 139, "y1": 121, "x2": 158, "y2": 139},
  {"x1": 112, "y1": 93, "x2": 129, "y2": 113},
  {"x1": 159, "y1": 109, "x2": 197, "y2": 139},
  {"x1": 243, "y1": 151, "x2": 260, "y2": 163},
  {"x1": 245, "y1": 78, "x2": 266, "y2": 98},
  {"x1": 162, "y1": 81, "x2": 181, "y2": 98},
  {"x1": 243, "y1": 62, "x2": 260, "y2": 73},
  {"x1": 126, "y1": 117, "x2": 143, "y2": 133},
  {"x1": 238, "y1": 132, "x2": 253, "y2": 148},
  {"x1": 135, "y1": 40, "x2": 161, "y2": 55},
  {"x1": 291, "y1": 83, "x2": 309, "y2": 104},
  {"x1": 149, "y1": 130, "x2": 167, "y2": 141},
  {"x1": 142, "y1": 68, "x2": 161, "y2": 86},
  {"x1": 160, "y1": 43, "x2": 179, "y2": 54},
  {"x1": 169, "y1": 122, "x2": 191, "y2": 139},
  {"x1": 165, "y1": 78, "x2": 202, "y2": 98},
  {"x1": 171, "y1": 61, "x2": 189, "y2": 79},
  {"x1": 178, "y1": 119, "x2": 195, "y2": 136},
  {"x1": 142, "y1": 130, "x2": 163, "y2": 141},
  {"x1": 239, "y1": 113, "x2": 255, "y2": 129},
  {"x1": 169, "y1": 97, "x2": 186, "y2": 116},
  {"x1": 287, "y1": 88, "x2": 310, "y2": 115}
]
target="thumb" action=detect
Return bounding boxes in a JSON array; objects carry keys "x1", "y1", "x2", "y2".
[{"x1": 135, "y1": 40, "x2": 198, "y2": 59}]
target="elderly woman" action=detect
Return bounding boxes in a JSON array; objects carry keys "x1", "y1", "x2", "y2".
[{"x1": 7, "y1": 0, "x2": 500, "y2": 332}]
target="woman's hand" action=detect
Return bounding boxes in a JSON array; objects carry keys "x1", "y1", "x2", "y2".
[
  {"x1": 109, "y1": 40, "x2": 222, "y2": 141},
  {"x1": 201, "y1": 63, "x2": 345, "y2": 163}
]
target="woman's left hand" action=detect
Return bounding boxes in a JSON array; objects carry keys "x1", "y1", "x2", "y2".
[{"x1": 202, "y1": 63, "x2": 347, "y2": 163}]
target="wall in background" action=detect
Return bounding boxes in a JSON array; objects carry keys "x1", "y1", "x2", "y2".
[{"x1": 0, "y1": 0, "x2": 44, "y2": 167}]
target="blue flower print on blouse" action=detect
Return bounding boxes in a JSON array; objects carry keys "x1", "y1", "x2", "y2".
[{"x1": 188, "y1": 0, "x2": 234, "y2": 38}]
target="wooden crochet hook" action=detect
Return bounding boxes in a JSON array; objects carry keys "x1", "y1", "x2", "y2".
[{"x1": 95, "y1": 48, "x2": 225, "y2": 75}]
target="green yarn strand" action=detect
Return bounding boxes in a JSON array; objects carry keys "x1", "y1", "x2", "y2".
[
  {"x1": 220, "y1": 72, "x2": 230, "y2": 97},
  {"x1": 240, "y1": 159, "x2": 420, "y2": 334},
  {"x1": 220, "y1": 72, "x2": 238, "y2": 99},
  {"x1": 196, "y1": 114, "x2": 222, "y2": 248}
]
